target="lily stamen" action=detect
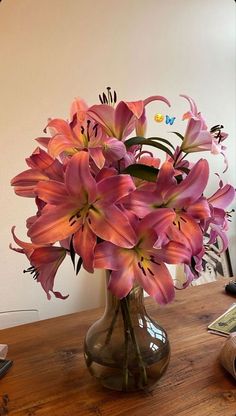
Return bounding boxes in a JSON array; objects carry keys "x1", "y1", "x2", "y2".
[
  {"x1": 92, "y1": 123, "x2": 98, "y2": 138},
  {"x1": 98, "y1": 88, "x2": 117, "y2": 106},
  {"x1": 23, "y1": 266, "x2": 39, "y2": 280},
  {"x1": 147, "y1": 268, "x2": 154, "y2": 276},
  {"x1": 69, "y1": 212, "x2": 81, "y2": 226},
  {"x1": 86, "y1": 120, "x2": 91, "y2": 141}
]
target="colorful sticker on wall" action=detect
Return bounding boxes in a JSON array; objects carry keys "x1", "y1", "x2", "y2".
[{"x1": 154, "y1": 113, "x2": 176, "y2": 125}]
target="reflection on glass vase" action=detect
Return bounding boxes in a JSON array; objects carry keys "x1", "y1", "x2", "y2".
[{"x1": 84, "y1": 275, "x2": 170, "y2": 392}]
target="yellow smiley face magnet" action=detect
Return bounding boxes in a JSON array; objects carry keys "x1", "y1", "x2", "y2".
[{"x1": 154, "y1": 113, "x2": 164, "y2": 123}]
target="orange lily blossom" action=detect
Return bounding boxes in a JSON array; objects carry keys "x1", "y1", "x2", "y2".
[{"x1": 28, "y1": 151, "x2": 137, "y2": 272}]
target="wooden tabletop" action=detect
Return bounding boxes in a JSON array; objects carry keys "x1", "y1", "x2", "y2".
[{"x1": 0, "y1": 279, "x2": 235, "y2": 416}]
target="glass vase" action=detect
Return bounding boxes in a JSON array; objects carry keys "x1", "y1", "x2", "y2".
[{"x1": 84, "y1": 278, "x2": 170, "y2": 392}]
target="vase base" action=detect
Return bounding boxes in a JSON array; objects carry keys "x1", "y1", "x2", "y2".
[{"x1": 85, "y1": 353, "x2": 170, "y2": 392}]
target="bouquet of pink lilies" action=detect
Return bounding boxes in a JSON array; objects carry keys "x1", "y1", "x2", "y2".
[{"x1": 11, "y1": 88, "x2": 235, "y2": 303}]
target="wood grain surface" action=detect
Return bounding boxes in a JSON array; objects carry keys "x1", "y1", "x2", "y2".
[{"x1": 0, "y1": 279, "x2": 235, "y2": 416}]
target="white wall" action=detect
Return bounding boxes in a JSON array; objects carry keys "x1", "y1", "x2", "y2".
[{"x1": 1, "y1": 0, "x2": 235, "y2": 321}]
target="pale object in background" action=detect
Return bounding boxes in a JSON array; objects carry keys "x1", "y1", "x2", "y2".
[
  {"x1": 220, "y1": 332, "x2": 236, "y2": 380},
  {"x1": 0, "y1": 309, "x2": 39, "y2": 329},
  {"x1": 175, "y1": 264, "x2": 218, "y2": 287},
  {"x1": 175, "y1": 238, "x2": 233, "y2": 288},
  {"x1": 0, "y1": 345, "x2": 8, "y2": 359}
]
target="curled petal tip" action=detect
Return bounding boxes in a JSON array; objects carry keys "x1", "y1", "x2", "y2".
[{"x1": 180, "y1": 94, "x2": 198, "y2": 115}]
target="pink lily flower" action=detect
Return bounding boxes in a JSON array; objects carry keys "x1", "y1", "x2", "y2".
[
  {"x1": 28, "y1": 151, "x2": 137, "y2": 272},
  {"x1": 180, "y1": 96, "x2": 228, "y2": 170},
  {"x1": 88, "y1": 95, "x2": 171, "y2": 140},
  {"x1": 11, "y1": 147, "x2": 64, "y2": 197},
  {"x1": 181, "y1": 94, "x2": 208, "y2": 128},
  {"x1": 121, "y1": 159, "x2": 211, "y2": 256},
  {"x1": 210, "y1": 125, "x2": 229, "y2": 172},
  {"x1": 138, "y1": 154, "x2": 161, "y2": 168},
  {"x1": 94, "y1": 210, "x2": 191, "y2": 304},
  {"x1": 205, "y1": 181, "x2": 235, "y2": 250},
  {"x1": 180, "y1": 95, "x2": 212, "y2": 153},
  {"x1": 166, "y1": 145, "x2": 191, "y2": 176},
  {"x1": 208, "y1": 183, "x2": 235, "y2": 209},
  {"x1": 70, "y1": 96, "x2": 89, "y2": 123},
  {"x1": 45, "y1": 116, "x2": 126, "y2": 169},
  {"x1": 181, "y1": 119, "x2": 213, "y2": 153},
  {"x1": 10, "y1": 227, "x2": 67, "y2": 300}
]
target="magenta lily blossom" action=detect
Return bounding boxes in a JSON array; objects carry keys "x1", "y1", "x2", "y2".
[
  {"x1": 11, "y1": 147, "x2": 64, "y2": 197},
  {"x1": 94, "y1": 210, "x2": 191, "y2": 303},
  {"x1": 121, "y1": 159, "x2": 211, "y2": 256},
  {"x1": 44, "y1": 115, "x2": 126, "y2": 169},
  {"x1": 10, "y1": 227, "x2": 67, "y2": 300},
  {"x1": 180, "y1": 95, "x2": 212, "y2": 153},
  {"x1": 88, "y1": 93, "x2": 171, "y2": 140},
  {"x1": 28, "y1": 151, "x2": 136, "y2": 272},
  {"x1": 205, "y1": 181, "x2": 236, "y2": 250},
  {"x1": 180, "y1": 95, "x2": 228, "y2": 171}
]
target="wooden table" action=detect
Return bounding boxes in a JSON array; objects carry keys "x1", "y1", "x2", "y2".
[{"x1": 0, "y1": 279, "x2": 235, "y2": 416}]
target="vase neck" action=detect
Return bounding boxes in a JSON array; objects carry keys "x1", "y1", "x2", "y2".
[{"x1": 104, "y1": 276, "x2": 145, "y2": 315}]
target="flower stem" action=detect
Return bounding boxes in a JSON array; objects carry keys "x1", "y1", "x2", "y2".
[
  {"x1": 104, "y1": 302, "x2": 120, "y2": 346},
  {"x1": 120, "y1": 296, "x2": 148, "y2": 388},
  {"x1": 120, "y1": 301, "x2": 130, "y2": 391}
]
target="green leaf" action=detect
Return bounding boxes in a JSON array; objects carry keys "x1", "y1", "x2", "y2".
[
  {"x1": 171, "y1": 132, "x2": 184, "y2": 141},
  {"x1": 124, "y1": 137, "x2": 174, "y2": 158},
  {"x1": 122, "y1": 164, "x2": 159, "y2": 182},
  {"x1": 126, "y1": 136, "x2": 175, "y2": 150},
  {"x1": 147, "y1": 136, "x2": 175, "y2": 150}
]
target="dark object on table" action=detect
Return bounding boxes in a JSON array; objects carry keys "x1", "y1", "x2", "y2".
[
  {"x1": 225, "y1": 281, "x2": 236, "y2": 296},
  {"x1": 0, "y1": 359, "x2": 13, "y2": 379}
]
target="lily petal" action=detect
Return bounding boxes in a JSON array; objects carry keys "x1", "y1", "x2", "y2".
[
  {"x1": 89, "y1": 147, "x2": 105, "y2": 169},
  {"x1": 65, "y1": 151, "x2": 97, "y2": 201},
  {"x1": 89, "y1": 205, "x2": 137, "y2": 248},
  {"x1": 73, "y1": 225, "x2": 96, "y2": 273},
  {"x1": 28, "y1": 203, "x2": 82, "y2": 244},
  {"x1": 102, "y1": 137, "x2": 126, "y2": 161},
  {"x1": 11, "y1": 169, "x2": 49, "y2": 187},
  {"x1": 180, "y1": 94, "x2": 198, "y2": 116},
  {"x1": 48, "y1": 135, "x2": 78, "y2": 158},
  {"x1": 11, "y1": 170, "x2": 51, "y2": 197},
  {"x1": 181, "y1": 119, "x2": 212, "y2": 153},
  {"x1": 143, "y1": 95, "x2": 171, "y2": 108},
  {"x1": 10, "y1": 226, "x2": 38, "y2": 257},
  {"x1": 165, "y1": 159, "x2": 209, "y2": 207},
  {"x1": 36, "y1": 181, "x2": 69, "y2": 205},
  {"x1": 187, "y1": 197, "x2": 211, "y2": 219},
  {"x1": 137, "y1": 209, "x2": 176, "y2": 241},
  {"x1": 87, "y1": 105, "x2": 116, "y2": 137},
  {"x1": 165, "y1": 214, "x2": 203, "y2": 256},
  {"x1": 108, "y1": 268, "x2": 134, "y2": 298},
  {"x1": 30, "y1": 246, "x2": 67, "y2": 300},
  {"x1": 114, "y1": 101, "x2": 135, "y2": 139},
  {"x1": 94, "y1": 241, "x2": 121, "y2": 270},
  {"x1": 155, "y1": 241, "x2": 192, "y2": 264},
  {"x1": 70, "y1": 97, "x2": 88, "y2": 122},
  {"x1": 134, "y1": 261, "x2": 175, "y2": 305},
  {"x1": 208, "y1": 184, "x2": 235, "y2": 209},
  {"x1": 97, "y1": 175, "x2": 135, "y2": 206}
]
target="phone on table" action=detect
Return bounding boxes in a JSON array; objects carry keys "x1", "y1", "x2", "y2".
[{"x1": 0, "y1": 359, "x2": 13, "y2": 379}]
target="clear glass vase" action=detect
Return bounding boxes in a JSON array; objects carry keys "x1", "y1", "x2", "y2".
[{"x1": 84, "y1": 279, "x2": 170, "y2": 392}]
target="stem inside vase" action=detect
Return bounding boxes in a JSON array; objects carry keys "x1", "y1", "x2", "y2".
[{"x1": 84, "y1": 283, "x2": 170, "y2": 392}]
